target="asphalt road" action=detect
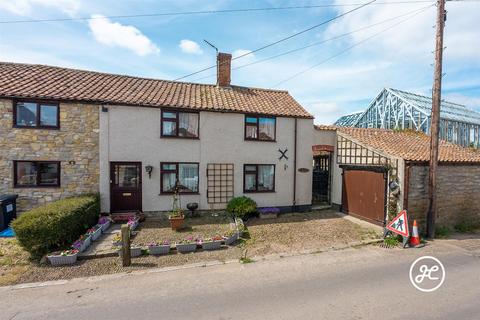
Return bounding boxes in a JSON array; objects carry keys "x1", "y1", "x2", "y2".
[{"x1": 2, "y1": 240, "x2": 479, "y2": 320}]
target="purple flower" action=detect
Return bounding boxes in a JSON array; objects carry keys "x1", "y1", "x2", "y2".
[
  {"x1": 259, "y1": 207, "x2": 280, "y2": 214},
  {"x1": 98, "y1": 216, "x2": 109, "y2": 225}
]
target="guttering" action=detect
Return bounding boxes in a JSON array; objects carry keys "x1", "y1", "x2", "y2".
[{"x1": 293, "y1": 118, "x2": 297, "y2": 212}]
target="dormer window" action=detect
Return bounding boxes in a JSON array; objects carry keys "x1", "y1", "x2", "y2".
[
  {"x1": 161, "y1": 110, "x2": 199, "y2": 138},
  {"x1": 13, "y1": 100, "x2": 59, "y2": 129},
  {"x1": 245, "y1": 115, "x2": 276, "y2": 141}
]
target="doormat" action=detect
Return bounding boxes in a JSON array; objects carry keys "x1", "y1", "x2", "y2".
[{"x1": 0, "y1": 227, "x2": 15, "y2": 237}]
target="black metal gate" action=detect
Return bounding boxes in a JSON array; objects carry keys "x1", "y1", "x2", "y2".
[{"x1": 312, "y1": 154, "x2": 331, "y2": 204}]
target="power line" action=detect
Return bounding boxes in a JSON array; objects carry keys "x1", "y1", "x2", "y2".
[
  {"x1": 173, "y1": 0, "x2": 378, "y2": 81},
  {"x1": 0, "y1": 1, "x2": 436, "y2": 24},
  {"x1": 273, "y1": 4, "x2": 434, "y2": 87},
  {"x1": 191, "y1": 5, "x2": 433, "y2": 82}
]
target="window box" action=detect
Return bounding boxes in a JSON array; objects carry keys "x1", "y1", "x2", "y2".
[
  {"x1": 13, "y1": 100, "x2": 59, "y2": 129},
  {"x1": 161, "y1": 109, "x2": 199, "y2": 139},
  {"x1": 244, "y1": 164, "x2": 275, "y2": 193},
  {"x1": 244, "y1": 115, "x2": 276, "y2": 141},
  {"x1": 13, "y1": 161, "x2": 60, "y2": 188}
]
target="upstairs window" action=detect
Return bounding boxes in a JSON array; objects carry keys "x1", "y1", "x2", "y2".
[
  {"x1": 161, "y1": 110, "x2": 199, "y2": 138},
  {"x1": 161, "y1": 162, "x2": 199, "y2": 194},
  {"x1": 245, "y1": 115, "x2": 276, "y2": 141},
  {"x1": 14, "y1": 101, "x2": 59, "y2": 129},
  {"x1": 244, "y1": 164, "x2": 275, "y2": 192},
  {"x1": 14, "y1": 161, "x2": 60, "y2": 187}
]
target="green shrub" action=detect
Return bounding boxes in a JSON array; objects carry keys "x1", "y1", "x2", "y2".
[
  {"x1": 226, "y1": 196, "x2": 257, "y2": 220},
  {"x1": 435, "y1": 225, "x2": 450, "y2": 239},
  {"x1": 11, "y1": 194, "x2": 100, "y2": 259}
]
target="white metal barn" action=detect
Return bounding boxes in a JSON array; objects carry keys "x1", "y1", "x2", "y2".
[{"x1": 335, "y1": 88, "x2": 480, "y2": 148}]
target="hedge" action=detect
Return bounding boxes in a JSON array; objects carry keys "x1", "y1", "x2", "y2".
[{"x1": 11, "y1": 194, "x2": 100, "y2": 259}]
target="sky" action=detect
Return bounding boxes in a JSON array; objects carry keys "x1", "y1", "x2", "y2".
[{"x1": 0, "y1": 0, "x2": 479, "y2": 124}]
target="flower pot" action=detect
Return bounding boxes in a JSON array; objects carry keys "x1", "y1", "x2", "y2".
[
  {"x1": 118, "y1": 247, "x2": 143, "y2": 257},
  {"x1": 224, "y1": 232, "x2": 239, "y2": 246},
  {"x1": 176, "y1": 242, "x2": 197, "y2": 253},
  {"x1": 169, "y1": 215, "x2": 185, "y2": 231},
  {"x1": 148, "y1": 244, "x2": 170, "y2": 255},
  {"x1": 128, "y1": 219, "x2": 139, "y2": 231},
  {"x1": 100, "y1": 220, "x2": 111, "y2": 232},
  {"x1": 91, "y1": 226, "x2": 103, "y2": 241},
  {"x1": 202, "y1": 240, "x2": 222, "y2": 251},
  {"x1": 73, "y1": 235, "x2": 91, "y2": 253},
  {"x1": 47, "y1": 252, "x2": 78, "y2": 266}
]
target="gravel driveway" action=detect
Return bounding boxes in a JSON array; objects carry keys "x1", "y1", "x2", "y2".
[{"x1": 1, "y1": 210, "x2": 380, "y2": 286}]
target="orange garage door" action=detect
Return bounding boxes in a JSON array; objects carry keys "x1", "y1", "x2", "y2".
[{"x1": 342, "y1": 168, "x2": 386, "y2": 225}]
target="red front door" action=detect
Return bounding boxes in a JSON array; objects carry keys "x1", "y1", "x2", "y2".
[{"x1": 110, "y1": 162, "x2": 142, "y2": 212}]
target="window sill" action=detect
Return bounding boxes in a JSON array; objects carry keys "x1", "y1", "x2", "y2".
[
  {"x1": 244, "y1": 138, "x2": 276, "y2": 143},
  {"x1": 243, "y1": 190, "x2": 276, "y2": 193},
  {"x1": 13, "y1": 126, "x2": 60, "y2": 130},
  {"x1": 158, "y1": 192, "x2": 200, "y2": 196},
  {"x1": 160, "y1": 135, "x2": 199, "y2": 140},
  {"x1": 13, "y1": 185, "x2": 61, "y2": 189}
]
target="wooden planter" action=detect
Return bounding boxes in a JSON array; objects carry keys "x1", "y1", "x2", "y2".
[{"x1": 169, "y1": 215, "x2": 185, "y2": 231}]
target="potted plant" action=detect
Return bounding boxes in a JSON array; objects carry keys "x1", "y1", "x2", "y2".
[
  {"x1": 112, "y1": 233, "x2": 122, "y2": 247},
  {"x1": 148, "y1": 240, "x2": 170, "y2": 255},
  {"x1": 223, "y1": 230, "x2": 239, "y2": 246},
  {"x1": 176, "y1": 236, "x2": 197, "y2": 253},
  {"x1": 47, "y1": 249, "x2": 79, "y2": 266},
  {"x1": 86, "y1": 225, "x2": 102, "y2": 241},
  {"x1": 98, "y1": 216, "x2": 112, "y2": 232},
  {"x1": 127, "y1": 216, "x2": 140, "y2": 231},
  {"x1": 71, "y1": 234, "x2": 91, "y2": 253},
  {"x1": 118, "y1": 246, "x2": 143, "y2": 258},
  {"x1": 169, "y1": 209, "x2": 185, "y2": 231},
  {"x1": 259, "y1": 207, "x2": 280, "y2": 219},
  {"x1": 201, "y1": 236, "x2": 223, "y2": 251}
]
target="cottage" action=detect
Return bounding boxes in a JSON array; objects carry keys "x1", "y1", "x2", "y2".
[
  {"x1": 0, "y1": 54, "x2": 314, "y2": 213},
  {"x1": 314, "y1": 125, "x2": 480, "y2": 229}
]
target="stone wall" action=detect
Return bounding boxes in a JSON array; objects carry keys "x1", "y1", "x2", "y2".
[
  {"x1": 407, "y1": 164, "x2": 480, "y2": 230},
  {"x1": 0, "y1": 99, "x2": 99, "y2": 211}
]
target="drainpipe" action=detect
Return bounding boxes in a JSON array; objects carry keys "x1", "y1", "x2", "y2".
[{"x1": 293, "y1": 118, "x2": 297, "y2": 212}]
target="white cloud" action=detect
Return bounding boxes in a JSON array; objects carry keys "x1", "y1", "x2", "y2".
[
  {"x1": 0, "y1": 0, "x2": 80, "y2": 16},
  {"x1": 179, "y1": 39, "x2": 202, "y2": 54},
  {"x1": 88, "y1": 15, "x2": 160, "y2": 56}
]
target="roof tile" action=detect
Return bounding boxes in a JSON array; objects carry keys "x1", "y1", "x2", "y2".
[{"x1": 0, "y1": 62, "x2": 313, "y2": 118}]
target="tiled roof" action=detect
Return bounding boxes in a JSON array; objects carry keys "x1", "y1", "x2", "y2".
[
  {"x1": 315, "y1": 125, "x2": 480, "y2": 163},
  {"x1": 0, "y1": 62, "x2": 313, "y2": 118}
]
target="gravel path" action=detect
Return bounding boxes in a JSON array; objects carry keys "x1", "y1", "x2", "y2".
[{"x1": 1, "y1": 210, "x2": 380, "y2": 286}]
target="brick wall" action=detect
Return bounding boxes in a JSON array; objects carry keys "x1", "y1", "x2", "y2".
[
  {"x1": 0, "y1": 99, "x2": 99, "y2": 211},
  {"x1": 407, "y1": 164, "x2": 480, "y2": 230}
]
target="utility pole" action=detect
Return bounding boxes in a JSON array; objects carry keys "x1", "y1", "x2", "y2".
[{"x1": 426, "y1": 0, "x2": 447, "y2": 239}]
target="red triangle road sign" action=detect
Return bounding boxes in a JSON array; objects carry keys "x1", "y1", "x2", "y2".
[{"x1": 386, "y1": 210, "x2": 410, "y2": 237}]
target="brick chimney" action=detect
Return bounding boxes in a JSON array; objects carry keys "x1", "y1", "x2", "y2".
[{"x1": 217, "y1": 52, "x2": 232, "y2": 87}]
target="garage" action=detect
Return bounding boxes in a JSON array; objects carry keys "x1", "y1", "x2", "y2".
[{"x1": 341, "y1": 166, "x2": 387, "y2": 225}]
